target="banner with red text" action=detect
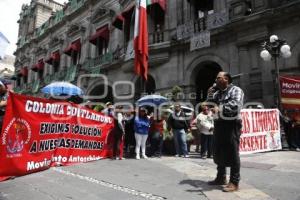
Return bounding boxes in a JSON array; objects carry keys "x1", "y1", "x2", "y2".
[
  {"x1": 0, "y1": 92, "x2": 114, "y2": 180},
  {"x1": 240, "y1": 109, "x2": 281, "y2": 154},
  {"x1": 279, "y1": 75, "x2": 300, "y2": 109}
]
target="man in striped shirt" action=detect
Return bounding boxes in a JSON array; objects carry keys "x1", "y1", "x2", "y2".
[{"x1": 207, "y1": 71, "x2": 244, "y2": 192}]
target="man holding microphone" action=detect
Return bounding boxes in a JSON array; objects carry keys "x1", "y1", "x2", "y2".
[{"x1": 207, "y1": 71, "x2": 244, "y2": 192}]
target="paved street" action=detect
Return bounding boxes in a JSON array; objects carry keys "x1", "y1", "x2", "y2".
[{"x1": 0, "y1": 150, "x2": 299, "y2": 200}]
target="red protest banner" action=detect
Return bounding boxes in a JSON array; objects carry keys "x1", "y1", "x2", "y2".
[
  {"x1": 0, "y1": 92, "x2": 114, "y2": 180},
  {"x1": 240, "y1": 109, "x2": 281, "y2": 154},
  {"x1": 279, "y1": 75, "x2": 300, "y2": 109}
]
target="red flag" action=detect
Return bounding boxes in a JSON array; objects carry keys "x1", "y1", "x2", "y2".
[
  {"x1": 279, "y1": 75, "x2": 300, "y2": 109},
  {"x1": 134, "y1": 0, "x2": 148, "y2": 81}
]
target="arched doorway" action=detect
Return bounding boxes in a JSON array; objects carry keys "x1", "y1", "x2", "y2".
[
  {"x1": 88, "y1": 84, "x2": 114, "y2": 103},
  {"x1": 195, "y1": 61, "x2": 222, "y2": 103},
  {"x1": 134, "y1": 75, "x2": 156, "y2": 101}
]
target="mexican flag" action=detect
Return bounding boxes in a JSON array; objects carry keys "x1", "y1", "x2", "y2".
[
  {"x1": 134, "y1": 0, "x2": 149, "y2": 80},
  {"x1": 134, "y1": 0, "x2": 166, "y2": 80}
]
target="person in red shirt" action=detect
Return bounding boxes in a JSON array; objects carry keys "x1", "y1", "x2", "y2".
[{"x1": 149, "y1": 114, "x2": 166, "y2": 157}]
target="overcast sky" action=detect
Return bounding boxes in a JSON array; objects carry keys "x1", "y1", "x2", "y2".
[{"x1": 0, "y1": 0, "x2": 66, "y2": 56}]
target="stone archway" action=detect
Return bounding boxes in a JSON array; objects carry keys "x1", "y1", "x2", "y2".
[
  {"x1": 194, "y1": 61, "x2": 222, "y2": 102},
  {"x1": 87, "y1": 84, "x2": 114, "y2": 103},
  {"x1": 187, "y1": 55, "x2": 228, "y2": 85},
  {"x1": 185, "y1": 55, "x2": 228, "y2": 104},
  {"x1": 134, "y1": 74, "x2": 156, "y2": 101},
  {"x1": 87, "y1": 79, "x2": 114, "y2": 103}
]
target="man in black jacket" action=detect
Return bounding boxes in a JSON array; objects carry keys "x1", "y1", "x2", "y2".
[
  {"x1": 207, "y1": 72, "x2": 244, "y2": 192},
  {"x1": 167, "y1": 103, "x2": 190, "y2": 158}
]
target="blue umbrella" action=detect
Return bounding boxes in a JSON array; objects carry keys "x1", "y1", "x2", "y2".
[
  {"x1": 41, "y1": 81, "x2": 83, "y2": 96},
  {"x1": 137, "y1": 94, "x2": 169, "y2": 106},
  {"x1": 0, "y1": 78, "x2": 12, "y2": 85}
]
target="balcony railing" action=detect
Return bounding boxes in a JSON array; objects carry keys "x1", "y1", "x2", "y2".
[
  {"x1": 70, "y1": 0, "x2": 84, "y2": 12},
  {"x1": 149, "y1": 28, "x2": 169, "y2": 45},
  {"x1": 54, "y1": 9, "x2": 64, "y2": 24},
  {"x1": 32, "y1": 79, "x2": 40, "y2": 93},
  {"x1": 13, "y1": 87, "x2": 23, "y2": 94},
  {"x1": 17, "y1": 37, "x2": 25, "y2": 47},
  {"x1": 43, "y1": 74, "x2": 52, "y2": 85},
  {"x1": 57, "y1": 68, "x2": 68, "y2": 81},
  {"x1": 35, "y1": 21, "x2": 50, "y2": 37},
  {"x1": 23, "y1": 82, "x2": 33, "y2": 94},
  {"x1": 65, "y1": 64, "x2": 77, "y2": 82},
  {"x1": 42, "y1": 67, "x2": 69, "y2": 85},
  {"x1": 176, "y1": 17, "x2": 209, "y2": 40},
  {"x1": 93, "y1": 53, "x2": 113, "y2": 66},
  {"x1": 193, "y1": 18, "x2": 207, "y2": 34},
  {"x1": 82, "y1": 52, "x2": 113, "y2": 73}
]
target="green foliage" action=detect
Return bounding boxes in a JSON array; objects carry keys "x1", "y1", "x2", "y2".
[
  {"x1": 171, "y1": 85, "x2": 183, "y2": 101},
  {"x1": 186, "y1": 132, "x2": 194, "y2": 142},
  {"x1": 93, "y1": 104, "x2": 104, "y2": 112},
  {"x1": 171, "y1": 85, "x2": 182, "y2": 95}
]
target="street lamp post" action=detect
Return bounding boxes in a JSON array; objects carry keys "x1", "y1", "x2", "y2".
[{"x1": 260, "y1": 35, "x2": 292, "y2": 108}]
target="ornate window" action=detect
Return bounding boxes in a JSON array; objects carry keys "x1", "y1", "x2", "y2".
[
  {"x1": 63, "y1": 39, "x2": 81, "y2": 65},
  {"x1": 89, "y1": 24, "x2": 109, "y2": 56},
  {"x1": 45, "y1": 51, "x2": 60, "y2": 72}
]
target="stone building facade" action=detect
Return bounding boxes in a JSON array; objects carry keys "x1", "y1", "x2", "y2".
[{"x1": 14, "y1": 0, "x2": 300, "y2": 107}]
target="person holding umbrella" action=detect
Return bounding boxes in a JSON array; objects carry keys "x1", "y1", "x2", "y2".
[{"x1": 134, "y1": 107, "x2": 150, "y2": 159}]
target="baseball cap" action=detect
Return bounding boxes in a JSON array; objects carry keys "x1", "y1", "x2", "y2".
[{"x1": 105, "y1": 102, "x2": 113, "y2": 106}]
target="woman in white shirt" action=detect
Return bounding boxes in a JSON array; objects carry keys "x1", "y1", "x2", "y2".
[{"x1": 196, "y1": 104, "x2": 214, "y2": 159}]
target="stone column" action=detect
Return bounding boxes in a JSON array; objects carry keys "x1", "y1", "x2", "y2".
[{"x1": 237, "y1": 45, "x2": 251, "y2": 100}]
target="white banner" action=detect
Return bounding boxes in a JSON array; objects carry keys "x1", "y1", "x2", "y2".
[{"x1": 240, "y1": 109, "x2": 282, "y2": 154}]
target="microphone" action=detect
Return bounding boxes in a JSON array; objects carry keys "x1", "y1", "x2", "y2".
[
  {"x1": 207, "y1": 83, "x2": 217, "y2": 99},
  {"x1": 212, "y1": 83, "x2": 217, "y2": 90}
]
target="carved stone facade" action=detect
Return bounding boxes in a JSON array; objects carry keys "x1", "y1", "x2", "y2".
[{"x1": 14, "y1": 0, "x2": 300, "y2": 107}]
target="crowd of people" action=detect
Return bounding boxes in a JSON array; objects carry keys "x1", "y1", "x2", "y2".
[
  {"x1": 281, "y1": 110, "x2": 300, "y2": 151},
  {"x1": 1, "y1": 71, "x2": 300, "y2": 193},
  {"x1": 92, "y1": 71, "x2": 299, "y2": 193},
  {"x1": 85, "y1": 71, "x2": 245, "y2": 192}
]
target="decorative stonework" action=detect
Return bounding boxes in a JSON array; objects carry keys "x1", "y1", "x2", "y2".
[
  {"x1": 49, "y1": 36, "x2": 64, "y2": 48},
  {"x1": 35, "y1": 46, "x2": 47, "y2": 55},
  {"x1": 91, "y1": 7, "x2": 115, "y2": 24},
  {"x1": 67, "y1": 23, "x2": 86, "y2": 37}
]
